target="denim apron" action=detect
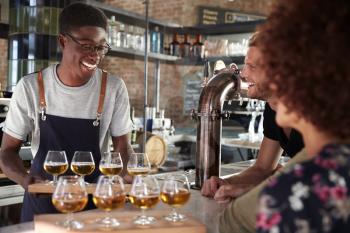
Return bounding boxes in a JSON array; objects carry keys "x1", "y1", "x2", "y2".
[{"x1": 21, "y1": 70, "x2": 107, "y2": 222}]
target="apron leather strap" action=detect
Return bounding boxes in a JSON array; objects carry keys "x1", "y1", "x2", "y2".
[
  {"x1": 38, "y1": 69, "x2": 108, "y2": 125},
  {"x1": 97, "y1": 70, "x2": 107, "y2": 115},
  {"x1": 38, "y1": 71, "x2": 46, "y2": 121},
  {"x1": 94, "y1": 70, "x2": 108, "y2": 126}
]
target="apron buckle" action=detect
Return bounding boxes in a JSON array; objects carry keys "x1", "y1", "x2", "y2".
[
  {"x1": 93, "y1": 113, "x2": 101, "y2": 126},
  {"x1": 40, "y1": 106, "x2": 46, "y2": 121}
]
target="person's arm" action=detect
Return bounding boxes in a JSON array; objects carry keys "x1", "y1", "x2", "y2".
[
  {"x1": 0, "y1": 133, "x2": 43, "y2": 190},
  {"x1": 214, "y1": 137, "x2": 282, "y2": 201},
  {"x1": 201, "y1": 136, "x2": 282, "y2": 198},
  {"x1": 112, "y1": 134, "x2": 133, "y2": 183}
]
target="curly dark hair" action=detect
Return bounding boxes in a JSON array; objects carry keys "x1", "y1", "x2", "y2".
[
  {"x1": 257, "y1": 0, "x2": 350, "y2": 139},
  {"x1": 59, "y1": 2, "x2": 107, "y2": 34}
]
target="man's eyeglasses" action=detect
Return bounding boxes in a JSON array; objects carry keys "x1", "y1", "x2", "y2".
[{"x1": 64, "y1": 33, "x2": 111, "y2": 55}]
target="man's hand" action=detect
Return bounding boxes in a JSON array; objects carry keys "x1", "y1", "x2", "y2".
[
  {"x1": 122, "y1": 174, "x2": 133, "y2": 184},
  {"x1": 21, "y1": 173, "x2": 46, "y2": 190},
  {"x1": 201, "y1": 176, "x2": 228, "y2": 197},
  {"x1": 213, "y1": 184, "x2": 249, "y2": 203}
]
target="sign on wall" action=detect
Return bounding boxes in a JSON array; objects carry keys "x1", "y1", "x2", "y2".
[
  {"x1": 199, "y1": 6, "x2": 265, "y2": 25},
  {"x1": 183, "y1": 71, "x2": 203, "y2": 114}
]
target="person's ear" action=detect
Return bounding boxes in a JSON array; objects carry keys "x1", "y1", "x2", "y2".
[{"x1": 58, "y1": 34, "x2": 66, "y2": 50}]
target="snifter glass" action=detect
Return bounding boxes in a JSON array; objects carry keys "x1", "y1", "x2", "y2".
[
  {"x1": 160, "y1": 174, "x2": 191, "y2": 222},
  {"x1": 99, "y1": 152, "x2": 123, "y2": 177},
  {"x1": 52, "y1": 176, "x2": 88, "y2": 230},
  {"x1": 43, "y1": 150, "x2": 68, "y2": 184},
  {"x1": 127, "y1": 152, "x2": 151, "y2": 176},
  {"x1": 93, "y1": 175, "x2": 126, "y2": 227},
  {"x1": 129, "y1": 175, "x2": 160, "y2": 225},
  {"x1": 71, "y1": 151, "x2": 95, "y2": 182}
]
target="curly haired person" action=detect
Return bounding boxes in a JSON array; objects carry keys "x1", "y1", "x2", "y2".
[{"x1": 255, "y1": 0, "x2": 350, "y2": 232}]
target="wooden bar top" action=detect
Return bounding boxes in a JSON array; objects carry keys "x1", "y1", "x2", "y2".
[{"x1": 0, "y1": 190, "x2": 225, "y2": 233}]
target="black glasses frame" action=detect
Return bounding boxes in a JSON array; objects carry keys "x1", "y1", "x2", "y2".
[{"x1": 64, "y1": 33, "x2": 111, "y2": 55}]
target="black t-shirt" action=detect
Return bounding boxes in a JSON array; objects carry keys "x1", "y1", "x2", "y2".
[{"x1": 263, "y1": 103, "x2": 304, "y2": 158}]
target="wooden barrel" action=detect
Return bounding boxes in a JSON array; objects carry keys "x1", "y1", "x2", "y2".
[{"x1": 135, "y1": 132, "x2": 168, "y2": 169}]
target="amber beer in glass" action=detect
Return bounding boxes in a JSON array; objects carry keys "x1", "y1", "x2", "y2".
[
  {"x1": 129, "y1": 175, "x2": 160, "y2": 225},
  {"x1": 71, "y1": 151, "x2": 95, "y2": 182},
  {"x1": 93, "y1": 175, "x2": 126, "y2": 227},
  {"x1": 99, "y1": 152, "x2": 123, "y2": 176},
  {"x1": 127, "y1": 152, "x2": 151, "y2": 176},
  {"x1": 160, "y1": 174, "x2": 191, "y2": 222},
  {"x1": 52, "y1": 176, "x2": 88, "y2": 229},
  {"x1": 43, "y1": 150, "x2": 68, "y2": 184}
]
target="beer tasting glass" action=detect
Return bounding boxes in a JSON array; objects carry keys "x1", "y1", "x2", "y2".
[
  {"x1": 71, "y1": 151, "x2": 95, "y2": 182},
  {"x1": 160, "y1": 174, "x2": 191, "y2": 222},
  {"x1": 93, "y1": 175, "x2": 126, "y2": 227},
  {"x1": 52, "y1": 176, "x2": 88, "y2": 230},
  {"x1": 127, "y1": 152, "x2": 151, "y2": 176},
  {"x1": 99, "y1": 152, "x2": 123, "y2": 177},
  {"x1": 129, "y1": 175, "x2": 160, "y2": 225},
  {"x1": 43, "y1": 150, "x2": 68, "y2": 184}
]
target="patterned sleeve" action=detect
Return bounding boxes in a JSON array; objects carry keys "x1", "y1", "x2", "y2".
[{"x1": 256, "y1": 164, "x2": 313, "y2": 233}]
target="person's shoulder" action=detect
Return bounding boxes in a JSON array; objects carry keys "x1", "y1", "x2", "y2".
[
  {"x1": 20, "y1": 65, "x2": 55, "y2": 86},
  {"x1": 104, "y1": 71, "x2": 126, "y2": 89}
]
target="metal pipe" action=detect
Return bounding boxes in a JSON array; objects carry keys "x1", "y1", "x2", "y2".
[
  {"x1": 154, "y1": 60, "x2": 160, "y2": 113},
  {"x1": 194, "y1": 67, "x2": 241, "y2": 188},
  {"x1": 142, "y1": 0, "x2": 149, "y2": 153}
]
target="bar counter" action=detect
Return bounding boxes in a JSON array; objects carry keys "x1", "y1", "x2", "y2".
[{"x1": 0, "y1": 189, "x2": 225, "y2": 233}]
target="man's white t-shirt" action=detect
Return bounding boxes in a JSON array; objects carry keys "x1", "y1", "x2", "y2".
[{"x1": 3, "y1": 64, "x2": 132, "y2": 157}]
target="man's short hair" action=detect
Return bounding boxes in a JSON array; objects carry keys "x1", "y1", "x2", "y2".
[{"x1": 59, "y1": 2, "x2": 107, "y2": 34}]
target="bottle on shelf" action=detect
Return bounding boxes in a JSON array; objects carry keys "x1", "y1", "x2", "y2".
[
  {"x1": 169, "y1": 32, "x2": 180, "y2": 57},
  {"x1": 107, "y1": 16, "x2": 117, "y2": 46},
  {"x1": 134, "y1": 26, "x2": 144, "y2": 51},
  {"x1": 150, "y1": 26, "x2": 160, "y2": 53},
  {"x1": 117, "y1": 22, "x2": 127, "y2": 48},
  {"x1": 192, "y1": 34, "x2": 204, "y2": 58},
  {"x1": 126, "y1": 25, "x2": 135, "y2": 49},
  {"x1": 180, "y1": 33, "x2": 191, "y2": 58}
]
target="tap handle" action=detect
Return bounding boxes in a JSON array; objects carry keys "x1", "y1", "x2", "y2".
[
  {"x1": 191, "y1": 109, "x2": 198, "y2": 121},
  {"x1": 201, "y1": 60, "x2": 210, "y2": 87}
]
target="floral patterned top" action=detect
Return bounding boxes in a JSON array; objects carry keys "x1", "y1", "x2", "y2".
[{"x1": 256, "y1": 144, "x2": 350, "y2": 233}]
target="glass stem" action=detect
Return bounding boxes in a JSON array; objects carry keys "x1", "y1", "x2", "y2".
[
  {"x1": 171, "y1": 208, "x2": 177, "y2": 216},
  {"x1": 141, "y1": 208, "x2": 146, "y2": 218},
  {"x1": 66, "y1": 212, "x2": 73, "y2": 230},
  {"x1": 53, "y1": 175, "x2": 58, "y2": 184}
]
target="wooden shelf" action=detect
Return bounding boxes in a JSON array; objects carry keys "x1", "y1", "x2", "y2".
[
  {"x1": 108, "y1": 46, "x2": 180, "y2": 62},
  {"x1": 107, "y1": 47, "x2": 245, "y2": 65}
]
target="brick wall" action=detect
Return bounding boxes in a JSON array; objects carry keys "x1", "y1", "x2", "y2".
[
  {"x1": 100, "y1": 0, "x2": 272, "y2": 127},
  {"x1": 0, "y1": 0, "x2": 272, "y2": 127}
]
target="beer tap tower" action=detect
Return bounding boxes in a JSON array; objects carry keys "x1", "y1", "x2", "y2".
[{"x1": 192, "y1": 61, "x2": 242, "y2": 188}]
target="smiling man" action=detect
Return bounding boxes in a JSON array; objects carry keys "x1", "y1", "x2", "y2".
[
  {"x1": 0, "y1": 3, "x2": 132, "y2": 222},
  {"x1": 201, "y1": 33, "x2": 304, "y2": 200}
]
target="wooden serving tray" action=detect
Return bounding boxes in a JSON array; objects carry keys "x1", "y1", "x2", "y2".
[
  {"x1": 34, "y1": 210, "x2": 206, "y2": 233},
  {"x1": 28, "y1": 183, "x2": 131, "y2": 194}
]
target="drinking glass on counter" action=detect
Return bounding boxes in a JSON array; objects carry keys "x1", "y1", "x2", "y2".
[
  {"x1": 43, "y1": 150, "x2": 68, "y2": 184},
  {"x1": 160, "y1": 174, "x2": 191, "y2": 222},
  {"x1": 129, "y1": 175, "x2": 160, "y2": 225},
  {"x1": 71, "y1": 151, "x2": 95, "y2": 182},
  {"x1": 99, "y1": 152, "x2": 123, "y2": 176},
  {"x1": 93, "y1": 175, "x2": 126, "y2": 227},
  {"x1": 52, "y1": 176, "x2": 88, "y2": 230},
  {"x1": 127, "y1": 152, "x2": 151, "y2": 176}
]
